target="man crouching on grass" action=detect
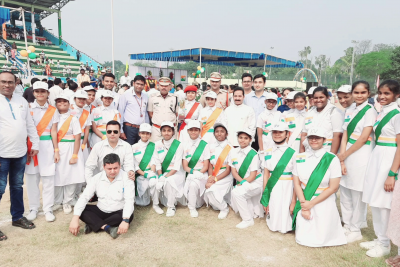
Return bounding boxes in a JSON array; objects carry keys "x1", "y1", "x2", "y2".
[{"x1": 69, "y1": 153, "x2": 135, "y2": 239}]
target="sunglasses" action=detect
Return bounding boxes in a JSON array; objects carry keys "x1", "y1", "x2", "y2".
[{"x1": 107, "y1": 130, "x2": 119, "y2": 134}]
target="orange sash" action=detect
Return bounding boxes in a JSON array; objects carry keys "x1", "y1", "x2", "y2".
[
  {"x1": 90, "y1": 105, "x2": 96, "y2": 113},
  {"x1": 212, "y1": 144, "x2": 231, "y2": 177},
  {"x1": 79, "y1": 110, "x2": 90, "y2": 130},
  {"x1": 57, "y1": 115, "x2": 73, "y2": 143},
  {"x1": 113, "y1": 113, "x2": 120, "y2": 121},
  {"x1": 27, "y1": 105, "x2": 56, "y2": 166},
  {"x1": 201, "y1": 108, "x2": 222, "y2": 137},
  {"x1": 179, "y1": 102, "x2": 200, "y2": 135}
]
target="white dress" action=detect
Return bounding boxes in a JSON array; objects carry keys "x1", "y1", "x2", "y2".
[
  {"x1": 90, "y1": 105, "x2": 121, "y2": 147},
  {"x1": 362, "y1": 102, "x2": 400, "y2": 209},
  {"x1": 263, "y1": 144, "x2": 295, "y2": 233},
  {"x1": 256, "y1": 108, "x2": 282, "y2": 150},
  {"x1": 54, "y1": 112, "x2": 85, "y2": 186},
  {"x1": 199, "y1": 106, "x2": 227, "y2": 146},
  {"x1": 70, "y1": 103, "x2": 92, "y2": 162},
  {"x1": 303, "y1": 103, "x2": 344, "y2": 152},
  {"x1": 204, "y1": 140, "x2": 233, "y2": 208},
  {"x1": 341, "y1": 101, "x2": 377, "y2": 191},
  {"x1": 293, "y1": 149, "x2": 347, "y2": 247},
  {"x1": 178, "y1": 100, "x2": 203, "y2": 144},
  {"x1": 282, "y1": 109, "x2": 307, "y2": 153}
]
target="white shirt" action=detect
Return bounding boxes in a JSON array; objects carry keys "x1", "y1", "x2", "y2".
[
  {"x1": 175, "y1": 90, "x2": 186, "y2": 102},
  {"x1": 14, "y1": 84, "x2": 24, "y2": 96},
  {"x1": 182, "y1": 138, "x2": 210, "y2": 170},
  {"x1": 147, "y1": 88, "x2": 159, "y2": 98},
  {"x1": 179, "y1": 99, "x2": 203, "y2": 124},
  {"x1": 210, "y1": 139, "x2": 233, "y2": 175},
  {"x1": 229, "y1": 145, "x2": 260, "y2": 178},
  {"x1": 132, "y1": 140, "x2": 156, "y2": 172},
  {"x1": 48, "y1": 85, "x2": 64, "y2": 106},
  {"x1": 85, "y1": 139, "x2": 135, "y2": 180},
  {"x1": 74, "y1": 170, "x2": 135, "y2": 218},
  {"x1": 0, "y1": 93, "x2": 39, "y2": 158},
  {"x1": 154, "y1": 138, "x2": 184, "y2": 172},
  {"x1": 94, "y1": 89, "x2": 119, "y2": 108},
  {"x1": 120, "y1": 75, "x2": 131, "y2": 86},
  {"x1": 225, "y1": 102, "x2": 256, "y2": 147}
]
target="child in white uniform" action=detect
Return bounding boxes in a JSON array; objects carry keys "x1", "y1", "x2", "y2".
[
  {"x1": 230, "y1": 129, "x2": 263, "y2": 229},
  {"x1": 182, "y1": 120, "x2": 210, "y2": 218},
  {"x1": 178, "y1": 85, "x2": 202, "y2": 144},
  {"x1": 25, "y1": 81, "x2": 59, "y2": 222},
  {"x1": 204, "y1": 123, "x2": 233, "y2": 219},
  {"x1": 361, "y1": 80, "x2": 400, "y2": 258},
  {"x1": 261, "y1": 122, "x2": 296, "y2": 234},
  {"x1": 154, "y1": 121, "x2": 185, "y2": 217}
]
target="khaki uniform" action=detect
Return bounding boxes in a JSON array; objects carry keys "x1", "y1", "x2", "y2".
[
  {"x1": 199, "y1": 89, "x2": 230, "y2": 109},
  {"x1": 147, "y1": 93, "x2": 178, "y2": 142}
]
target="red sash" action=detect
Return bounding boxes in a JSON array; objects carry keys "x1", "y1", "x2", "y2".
[{"x1": 179, "y1": 102, "x2": 200, "y2": 135}]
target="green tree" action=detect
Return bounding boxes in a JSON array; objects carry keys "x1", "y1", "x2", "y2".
[
  {"x1": 381, "y1": 46, "x2": 400, "y2": 81},
  {"x1": 355, "y1": 50, "x2": 391, "y2": 78}
]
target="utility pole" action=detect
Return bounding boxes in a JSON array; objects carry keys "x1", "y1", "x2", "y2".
[
  {"x1": 111, "y1": 0, "x2": 115, "y2": 74},
  {"x1": 350, "y1": 40, "x2": 358, "y2": 84},
  {"x1": 269, "y1": 47, "x2": 274, "y2": 79}
]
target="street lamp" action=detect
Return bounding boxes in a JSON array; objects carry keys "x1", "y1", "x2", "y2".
[{"x1": 350, "y1": 40, "x2": 358, "y2": 84}]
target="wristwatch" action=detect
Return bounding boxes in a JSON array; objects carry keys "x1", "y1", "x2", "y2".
[{"x1": 122, "y1": 218, "x2": 129, "y2": 223}]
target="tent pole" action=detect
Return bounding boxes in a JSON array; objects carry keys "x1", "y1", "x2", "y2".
[{"x1": 199, "y1": 47, "x2": 202, "y2": 82}]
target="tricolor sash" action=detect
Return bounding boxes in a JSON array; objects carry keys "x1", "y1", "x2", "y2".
[
  {"x1": 179, "y1": 102, "x2": 200, "y2": 134},
  {"x1": 347, "y1": 104, "x2": 371, "y2": 142},
  {"x1": 375, "y1": 109, "x2": 399, "y2": 146},
  {"x1": 139, "y1": 142, "x2": 155, "y2": 172},
  {"x1": 238, "y1": 149, "x2": 258, "y2": 180},
  {"x1": 292, "y1": 152, "x2": 335, "y2": 230},
  {"x1": 201, "y1": 108, "x2": 222, "y2": 137},
  {"x1": 260, "y1": 147, "x2": 295, "y2": 207},
  {"x1": 57, "y1": 115, "x2": 74, "y2": 143},
  {"x1": 161, "y1": 139, "x2": 181, "y2": 174},
  {"x1": 187, "y1": 140, "x2": 208, "y2": 169},
  {"x1": 212, "y1": 144, "x2": 231, "y2": 177}
]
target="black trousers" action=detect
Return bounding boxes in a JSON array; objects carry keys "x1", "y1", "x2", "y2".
[
  {"x1": 80, "y1": 205, "x2": 134, "y2": 232},
  {"x1": 123, "y1": 124, "x2": 140, "y2": 145},
  {"x1": 251, "y1": 131, "x2": 260, "y2": 151}
]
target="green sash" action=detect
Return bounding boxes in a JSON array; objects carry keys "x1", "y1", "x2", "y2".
[
  {"x1": 139, "y1": 142, "x2": 155, "y2": 172},
  {"x1": 238, "y1": 149, "x2": 258, "y2": 181},
  {"x1": 347, "y1": 104, "x2": 371, "y2": 141},
  {"x1": 260, "y1": 147, "x2": 295, "y2": 207},
  {"x1": 292, "y1": 152, "x2": 335, "y2": 230},
  {"x1": 188, "y1": 140, "x2": 208, "y2": 169},
  {"x1": 375, "y1": 109, "x2": 400, "y2": 143},
  {"x1": 161, "y1": 139, "x2": 181, "y2": 174}
]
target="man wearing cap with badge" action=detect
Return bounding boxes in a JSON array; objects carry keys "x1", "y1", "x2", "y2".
[
  {"x1": 77, "y1": 69, "x2": 91, "y2": 88},
  {"x1": 336, "y1": 85, "x2": 354, "y2": 110},
  {"x1": 83, "y1": 85, "x2": 97, "y2": 113},
  {"x1": 25, "y1": 81, "x2": 60, "y2": 223},
  {"x1": 148, "y1": 77, "x2": 179, "y2": 142},
  {"x1": 93, "y1": 73, "x2": 119, "y2": 108},
  {"x1": 199, "y1": 72, "x2": 230, "y2": 109},
  {"x1": 178, "y1": 85, "x2": 203, "y2": 144},
  {"x1": 261, "y1": 121, "x2": 297, "y2": 234}
]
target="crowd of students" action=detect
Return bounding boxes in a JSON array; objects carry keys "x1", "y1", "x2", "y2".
[{"x1": 0, "y1": 70, "x2": 399, "y2": 265}]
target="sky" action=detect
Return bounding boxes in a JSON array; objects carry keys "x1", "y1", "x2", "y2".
[{"x1": 41, "y1": 0, "x2": 400, "y2": 66}]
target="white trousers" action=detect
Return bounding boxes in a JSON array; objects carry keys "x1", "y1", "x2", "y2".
[
  {"x1": 371, "y1": 207, "x2": 391, "y2": 247},
  {"x1": 26, "y1": 174, "x2": 54, "y2": 213},
  {"x1": 186, "y1": 181, "x2": 205, "y2": 210},
  {"x1": 231, "y1": 182, "x2": 262, "y2": 222},
  {"x1": 54, "y1": 184, "x2": 77, "y2": 205},
  {"x1": 204, "y1": 191, "x2": 228, "y2": 211},
  {"x1": 340, "y1": 186, "x2": 367, "y2": 232},
  {"x1": 135, "y1": 185, "x2": 161, "y2": 206}
]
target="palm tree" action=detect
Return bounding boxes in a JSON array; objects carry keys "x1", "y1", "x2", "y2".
[
  {"x1": 315, "y1": 55, "x2": 326, "y2": 85},
  {"x1": 304, "y1": 46, "x2": 311, "y2": 69}
]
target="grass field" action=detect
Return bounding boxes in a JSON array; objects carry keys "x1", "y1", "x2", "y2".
[{"x1": 0, "y1": 183, "x2": 397, "y2": 267}]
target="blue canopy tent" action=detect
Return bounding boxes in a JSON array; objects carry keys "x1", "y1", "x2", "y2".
[{"x1": 129, "y1": 47, "x2": 303, "y2": 69}]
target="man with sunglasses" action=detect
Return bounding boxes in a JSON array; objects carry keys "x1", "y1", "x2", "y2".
[{"x1": 85, "y1": 121, "x2": 135, "y2": 182}]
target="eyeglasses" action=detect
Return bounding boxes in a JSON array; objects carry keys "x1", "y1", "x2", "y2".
[{"x1": 107, "y1": 130, "x2": 119, "y2": 134}]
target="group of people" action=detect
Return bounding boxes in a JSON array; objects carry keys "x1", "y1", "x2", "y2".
[{"x1": 0, "y1": 70, "x2": 399, "y2": 265}]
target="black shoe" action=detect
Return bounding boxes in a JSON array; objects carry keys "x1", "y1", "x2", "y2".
[
  {"x1": 105, "y1": 226, "x2": 119, "y2": 239},
  {"x1": 0, "y1": 230, "x2": 7, "y2": 241},
  {"x1": 12, "y1": 217, "x2": 35, "y2": 229},
  {"x1": 84, "y1": 224, "x2": 92, "y2": 235}
]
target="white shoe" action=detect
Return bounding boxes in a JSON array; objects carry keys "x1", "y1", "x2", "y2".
[
  {"x1": 360, "y1": 221, "x2": 368, "y2": 229},
  {"x1": 218, "y1": 209, "x2": 229, "y2": 219},
  {"x1": 26, "y1": 210, "x2": 38, "y2": 221},
  {"x1": 189, "y1": 209, "x2": 198, "y2": 218},
  {"x1": 360, "y1": 240, "x2": 379, "y2": 250},
  {"x1": 166, "y1": 207, "x2": 176, "y2": 217},
  {"x1": 346, "y1": 231, "x2": 363, "y2": 243},
  {"x1": 366, "y1": 243, "x2": 390, "y2": 258},
  {"x1": 63, "y1": 204, "x2": 72, "y2": 214},
  {"x1": 52, "y1": 204, "x2": 62, "y2": 211},
  {"x1": 153, "y1": 205, "x2": 164, "y2": 215},
  {"x1": 236, "y1": 220, "x2": 254, "y2": 229},
  {"x1": 45, "y1": 211, "x2": 56, "y2": 222}
]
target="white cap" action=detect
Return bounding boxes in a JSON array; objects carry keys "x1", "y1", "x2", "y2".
[
  {"x1": 139, "y1": 123, "x2": 152, "y2": 133},
  {"x1": 264, "y1": 92, "x2": 277, "y2": 101},
  {"x1": 83, "y1": 85, "x2": 96, "y2": 91},
  {"x1": 307, "y1": 127, "x2": 327, "y2": 138},
  {"x1": 186, "y1": 120, "x2": 201, "y2": 130},
  {"x1": 286, "y1": 91, "x2": 298, "y2": 100},
  {"x1": 102, "y1": 90, "x2": 114, "y2": 99},
  {"x1": 213, "y1": 122, "x2": 228, "y2": 132},
  {"x1": 271, "y1": 121, "x2": 289, "y2": 132},
  {"x1": 74, "y1": 90, "x2": 88, "y2": 99},
  {"x1": 308, "y1": 86, "x2": 317, "y2": 95},
  {"x1": 205, "y1": 91, "x2": 217, "y2": 99},
  {"x1": 236, "y1": 129, "x2": 253, "y2": 141},
  {"x1": 101, "y1": 69, "x2": 106, "y2": 72},
  {"x1": 337, "y1": 85, "x2": 351, "y2": 94},
  {"x1": 160, "y1": 121, "x2": 174, "y2": 129},
  {"x1": 33, "y1": 81, "x2": 49, "y2": 91},
  {"x1": 54, "y1": 94, "x2": 70, "y2": 102}
]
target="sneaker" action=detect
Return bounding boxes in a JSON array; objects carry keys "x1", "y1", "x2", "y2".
[
  {"x1": 26, "y1": 210, "x2": 38, "y2": 221},
  {"x1": 360, "y1": 221, "x2": 368, "y2": 229},
  {"x1": 84, "y1": 224, "x2": 92, "y2": 235},
  {"x1": 189, "y1": 209, "x2": 198, "y2": 218},
  {"x1": 52, "y1": 204, "x2": 63, "y2": 211},
  {"x1": 366, "y1": 243, "x2": 390, "y2": 258},
  {"x1": 236, "y1": 220, "x2": 254, "y2": 229},
  {"x1": 360, "y1": 240, "x2": 379, "y2": 250},
  {"x1": 45, "y1": 212, "x2": 55, "y2": 222},
  {"x1": 105, "y1": 226, "x2": 119, "y2": 239},
  {"x1": 346, "y1": 231, "x2": 362, "y2": 243},
  {"x1": 218, "y1": 209, "x2": 229, "y2": 219},
  {"x1": 153, "y1": 205, "x2": 164, "y2": 215},
  {"x1": 166, "y1": 207, "x2": 176, "y2": 217},
  {"x1": 63, "y1": 204, "x2": 72, "y2": 215}
]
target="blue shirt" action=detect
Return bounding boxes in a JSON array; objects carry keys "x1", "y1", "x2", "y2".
[
  {"x1": 243, "y1": 91, "x2": 266, "y2": 119},
  {"x1": 90, "y1": 76, "x2": 97, "y2": 88},
  {"x1": 118, "y1": 88, "x2": 149, "y2": 127}
]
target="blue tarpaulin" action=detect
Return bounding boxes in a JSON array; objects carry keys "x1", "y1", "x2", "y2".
[{"x1": 0, "y1": 7, "x2": 10, "y2": 25}]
